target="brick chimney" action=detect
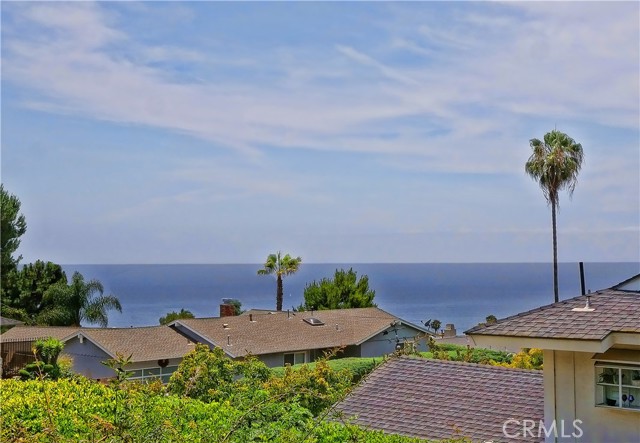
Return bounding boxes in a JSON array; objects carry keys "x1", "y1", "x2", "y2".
[{"x1": 220, "y1": 303, "x2": 235, "y2": 317}]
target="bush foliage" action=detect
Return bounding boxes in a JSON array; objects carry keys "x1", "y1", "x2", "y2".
[
  {"x1": 421, "y1": 340, "x2": 543, "y2": 369},
  {"x1": 0, "y1": 376, "x2": 463, "y2": 442},
  {"x1": 1, "y1": 345, "x2": 475, "y2": 442}
]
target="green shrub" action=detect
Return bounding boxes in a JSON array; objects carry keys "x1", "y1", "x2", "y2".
[
  {"x1": 1, "y1": 348, "x2": 472, "y2": 442},
  {"x1": 0, "y1": 377, "x2": 464, "y2": 442},
  {"x1": 271, "y1": 357, "x2": 384, "y2": 383},
  {"x1": 422, "y1": 341, "x2": 513, "y2": 365},
  {"x1": 19, "y1": 337, "x2": 66, "y2": 380}
]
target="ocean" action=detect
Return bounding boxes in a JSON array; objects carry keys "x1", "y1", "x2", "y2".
[{"x1": 62, "y1": 262, "x2": 639, "y2": 333}]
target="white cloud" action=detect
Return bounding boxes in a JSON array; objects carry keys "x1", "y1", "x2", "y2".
[{"x1": 2, "y1": 2, "x2": 638, "y2": 263}]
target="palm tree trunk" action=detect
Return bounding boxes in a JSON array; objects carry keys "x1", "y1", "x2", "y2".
[
  {"x1": 276, "y1": 274, "x2": 283, "y2": 311},
  {"x1": 551, "y1": 201, "x2": 559, "y2": 303}
]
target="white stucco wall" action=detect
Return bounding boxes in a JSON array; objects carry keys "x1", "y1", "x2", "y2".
[{"x1": 545, "y1": 349, "x2": 640, "y2": 443}]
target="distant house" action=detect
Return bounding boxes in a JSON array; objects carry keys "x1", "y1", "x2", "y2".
[
  {"x1": 466, "y1": 274, "x2": 640, "y2": 443},
  {"x1": 1, "y1": 325, "x2": 195, "y2": 382},
  {"x1": 62, "y1": 326, "x2": 196, "y2": 382},
  {"x1": 333, "y1": 356, "x2": 544, "y2": 442},
  {"x1": 1, "y1": 326, "x2": 80, "y2": 377},
  {"x1": 1, "y1": 307, "x2": 427, "y2": 379},
  {"x1": 170, "y1": 307, "x2": 429, "y2": 367}
]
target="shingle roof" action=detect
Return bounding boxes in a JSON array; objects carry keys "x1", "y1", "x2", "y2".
[
  {"x1": 0, "y1": 325, "x2": 80, "y2": 341},
  {"x1": 74, "y1": 326, "x2": 196, "y2": 362},
  {"x1": 0, "y1": 316, "x2": 24, "y2": 327},
  {"x1": 465, "y1": 288, "x2": 640, "y2": 340},
  {"x1": 0, "y1": 325, "x2": 196, "y2": 363},
  {"x1": 173, "y1": 307, "x2": 426, "y2": 358},
  {"x1": 333, "y1": 357, "x2": 543, "y2": 442}
]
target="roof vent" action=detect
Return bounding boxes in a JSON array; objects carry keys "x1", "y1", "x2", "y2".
[
  {"x1": 303, "y1": 317, "x2": 325, "y2": 326},
  {"x1": 572, "y1": 295, "x2": 595, "y2": 312}
]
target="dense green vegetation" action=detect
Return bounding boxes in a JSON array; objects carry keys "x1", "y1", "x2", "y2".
[
  {"x1": 299, "y1": 267, "x2": 376, "y2": 311},
  {"x1": 270, "y1": 357, "x2": 385, "y2": 383},
  {"x1": 159, "y1": 308, "x2": 195, "y2": 325},
  {"x1": 0, "y1": 185, "x2": 27, "y2": 286},
  {"x1": 37, "y1": 271, "x2": 122, "y2": 327},
  {"x1": 1, "y1": 345, "x2": 473, "y2": 442},
  {"x1": 422, "y1": 341, "x2": 543, "y2": 370}
]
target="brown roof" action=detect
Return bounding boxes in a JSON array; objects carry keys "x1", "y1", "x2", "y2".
[
  {"x1": 0, "y1": 325, "x2": 80, "y2": 341},
  {"x1": 173, "y1": 307, "x2": 426, "y2": 358},
  {"x1": 74, "y1": 326, "x2": 196, "y2": 362},
  {"x1": 0, "y1": 316, "x2": 24, "y2": 327},
  {"x1": 465, "y1": 287, "x2": 640, "y2": 341},
  {"x1": 333, "y1": 357, "x2": 544, "y2": 442}
]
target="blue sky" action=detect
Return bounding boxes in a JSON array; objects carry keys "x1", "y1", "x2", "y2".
[{"x1": 1, "y1": 1, "x2": 638, "y2": 264}]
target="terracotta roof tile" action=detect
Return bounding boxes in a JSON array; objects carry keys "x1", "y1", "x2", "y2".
[{"x1": 333, "y1": 357, "x2": 543, "y2": 442}]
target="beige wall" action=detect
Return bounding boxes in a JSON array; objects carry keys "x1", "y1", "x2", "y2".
[{"x1": 545, "y1": 350, "x2": 640, "y2": 443}]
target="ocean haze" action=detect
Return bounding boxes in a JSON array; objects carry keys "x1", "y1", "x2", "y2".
[{"x1": 61, "y1": 262, "x2": 640, "y2": 333}]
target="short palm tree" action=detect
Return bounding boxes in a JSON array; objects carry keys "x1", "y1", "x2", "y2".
[
  {"x1": 39, "y1": 272, "x2": 122, "y2": 327},
  {"x1": 525, "y1": 129, "x2": 584, "y2": 303},
  {"x1": 257, "y1": 252, "x2": 302, "y2": 311}
]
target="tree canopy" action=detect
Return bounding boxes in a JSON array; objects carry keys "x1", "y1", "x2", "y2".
[
  {"x1": 0, "y1": 185, "x2": 27, "y2": 271},
  {"x1": 299, "y1": 267, "x2": 376, "y2": 311},
  {"x1": 159, "y1": 308, "x2": 195, "y2": 325},
  {"x1": 38, "y1": 272, "x2": 122, "y2": 327},
  {"x1": 1, "y1": 260, "x2": 68, "y2": 323},
  {"x1": 525, "y1": 129, "x2": 584, "y2": 302},
  {"x1": 257, "y1": 251, "x2": 302, "y2": 311},
  {"x1": 1, "y1": 185, "x2": 27, "y2": 299}
]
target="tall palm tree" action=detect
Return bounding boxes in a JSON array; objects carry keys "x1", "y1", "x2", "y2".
[
  {"x1": 38, "y1": 272, "x2": 122, "y2": 327},
  {"x1": 525, "y1": 129, "x2": 584, "y2": 303},
  {"x1": 257, "y1": 252, "x2": 302, "y2": 311}
]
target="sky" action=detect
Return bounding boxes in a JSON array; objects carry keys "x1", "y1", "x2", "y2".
[{"x1": 1, "y1": 1, "x2": 639, "y2": 264}]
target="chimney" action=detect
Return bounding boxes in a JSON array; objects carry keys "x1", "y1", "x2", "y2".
[{"x1": 220, "y1": 303, "x2": 235, "y2": 317}]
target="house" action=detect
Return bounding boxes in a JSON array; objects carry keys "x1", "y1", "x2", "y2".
[
  {"x1": 62, "y1": 326, "x2": 196, "y2": 381},
  {"x1": 1, "y1": 325, "x2": 195, "y2": 382},
  {"x1": 170, "y1": 307, "x2": 429, "y2": 367},
  {"x1": 466, "y1": 274, "x2": 640, "y2": 443},
  {"x1": 333, "y1": 356, "x2": 544, "y2": 442},
  {"x1": 1, "y1": 307, "x2": 427, "y2": 379},
  {"x1": 0, "y1": 326, "x2": 80, "y2": 377}
]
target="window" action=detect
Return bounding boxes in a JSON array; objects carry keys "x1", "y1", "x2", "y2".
[
  {"x1": 595, "y1": 363, "x2": 640, "y2": 411},
  {"x1": 284, "y1": 352, "x2": 305, "y2": 366},
  {"x1": 128, "y1": 366, "x2": 178, "y2": 384}
]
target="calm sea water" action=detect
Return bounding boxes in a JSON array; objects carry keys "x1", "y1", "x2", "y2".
[{"x1": 61, "y1": 263, "x2": 639, "y2": 333}]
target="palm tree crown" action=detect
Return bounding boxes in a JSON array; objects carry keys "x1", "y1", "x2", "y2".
[
  {"x1": 525, "y1": 129, "x2": 584, "y2": 302},
  {"x1": 257, "y1": 251, "x2": 302, "y2": 311},
  {"x1": 39, "y1": 272, "x2": 122, "y2": 327}
]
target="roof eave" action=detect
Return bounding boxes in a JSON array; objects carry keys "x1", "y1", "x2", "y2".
[
  {"x1": 467, "y1": 333, "x2": 611, "y2": 353},
  {"x1": 64, "y1": 332, "x2": 117, "y2": 360}
]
